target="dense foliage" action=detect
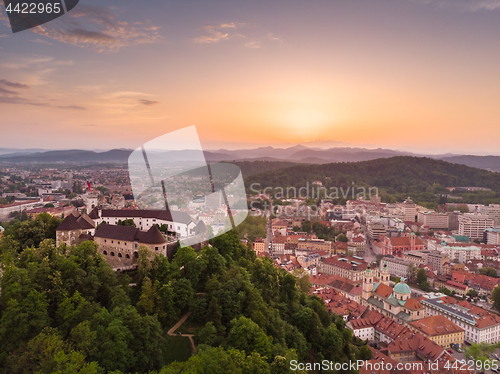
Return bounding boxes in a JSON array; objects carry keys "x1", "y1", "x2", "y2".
[
  {"x1": 245, "y1": 156, "x2": 500, "y2": 205},
  {"x1": 236, "y1": 215, "x2": 267, "y2": 242},
  {"x1": 234, "y1": 161, "x2": 297, "y2": 177},
  {"x1": 0, "y1": 224, "x2": 364, "y2": 373}
]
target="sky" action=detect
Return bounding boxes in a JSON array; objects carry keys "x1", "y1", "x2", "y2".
[{"x1": 0, "y1": 0, "x2": 499, "y2": 155}]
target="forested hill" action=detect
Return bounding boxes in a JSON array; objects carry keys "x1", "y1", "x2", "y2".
[
  {"x1": 0, "y1": 220, "x2": 367, "y2": 373},
  {"x1": 233, "y1": 160, "x2": 297, "y2": 176},
  {"x1": 245, "y1": 156, "x2": 500, "y2": 196}
]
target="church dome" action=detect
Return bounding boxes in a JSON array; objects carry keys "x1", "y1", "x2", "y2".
[{"x1": 393, "y1": 282, "x2": 411, "y2": 295}]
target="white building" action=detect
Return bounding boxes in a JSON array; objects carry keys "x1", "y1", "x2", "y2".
[
  {"x1": 459, "y1": 213, "x2": 494, "y2": 239},
  {"x1": 421, "y1": 294, "x2": 500, "y2": 344},
  {"x1": 417, "y1": 211, "x2": 449, "y2": 230},
  {"x1": 0, "y1": 199, "x2": 42, "y2": 220},
  {"x1": 402, "y1": 197, "x2": 416, "y2": 222},
  {"x1": 379, "y1": 256, "x2": 410, "y2": 278},
  {"x1": 439, "y1": 244, "x2": 482, "y2": 262},
  {"x1": 485, "y1": 228, "x2": 500, "y2": 245},
  {"x1": 89, "y1": 208, "x2": 197, "y2": 239}
]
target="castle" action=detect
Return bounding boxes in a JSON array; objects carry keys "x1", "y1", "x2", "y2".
[{"x1": 55, "y1": 192, "x2": 196, "y2": 269}]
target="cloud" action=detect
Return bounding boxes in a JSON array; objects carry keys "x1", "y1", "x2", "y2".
[
  {"x1": 31, "y1": 5, "x2": 162, "y2": 52},
  {"x1": 411, "y1": 0, "x2": 500, "y2": 11},
  {"x1": 0, "y1": 87, "x2": 18, "y2": 95},
  {"x1": 244, "y1": 41, "x2": 261, "y2": 49},
  {"x1": 56, "y1": 105, "x2": 87, "y2": 110},
  {"x1": 194, "y1": 23, "x2": 284, "y2": 48},
  {"x1": 31, "y1": 38, "x2": 54, "y2": 46},
  {"x1": 0, "y1": 96, "x2": 48, "y2": 106},
  {"x1": 194, "y1": 22, "x2": 245, "y2": 44},
  {"x1": 268, "y1": 33, "x2": 284, "y2": 44},
  {"x1": 138, "y1": 99, "x2": 160, "y2": 106},
  {"x1": 0, "y1": 34, "x2": 7, "y2": 38},
  {"x1": 0, "y1": 78, "x2": 86, "y2": 109},
  {"x1": 0, "y1": 79, "x2": 30, "y2": 89},
  {"x1": 0, "y1": 4, "x2": 8, "y2": 24}
]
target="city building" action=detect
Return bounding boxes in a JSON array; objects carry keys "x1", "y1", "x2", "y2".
[
  {"x1": 485, "y1": 228, "x2": 500, "y2": 245},
  {"x1": 253, "y1": 237, "x2": 266, "y2": 253},
  {"x1": 94, "y1": 223, "x2": 167, "y2": 269},
  {"x1": 402, "y1": 197, "x2": 416, "y2": 222},
  {"x1": 271, "y1": 235, "x2": 287, "y2": 256},
  {"x1": 297, "y1": 238, "x2": 333, "y2": 252},
  {"x1": 427, "y1": 251, "x2": 450, "y2": 275},
  {"x1": 379, "y1": 232, "x2": 425, "y2": 256},
  {"x1": 347, "y1": 310, "x2": 414, "y2": 344},
  {"x1": 458, "y1": 213, "x2": 494, "y2": 239},
  {"x1": 367, "y1": 221, "x2": 387, "y2": 240},
  {"x1": 319, "y1": 254, "x2": 371, "y2": 282},
  {"x1": 361, "y1": 263, "x2": 425, "y2": 325},
  {"x1": 440, "y1": 244, "x2": 482, "y2": 262},
  {"x1": 0, "y1": 199, "x2": 41, "y2": 220},
  {"x1": 480, "y1": 204, "x2": 500, "y2": 226},
  {"x1": 56, "y1": 212, "x2": 96, "y2": 247},
  {"x1": 417, "y1": 211, "x2": 449, "y2": 230},
  {"x1": 420, "y1": 294, "x2": 500, "y2": 344},
  {"x1": 387, "y1": 333, "x2": 447, "y2": 364},
  {"x1": 89, "y1": 208, "x2": 196, "y2": 239},
  {"x1": 379, "y1": 256, "x2": 410, "y2": 279}
]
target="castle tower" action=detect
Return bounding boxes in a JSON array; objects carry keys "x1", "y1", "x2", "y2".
[
  {"x1": 85, "y1": 191, "x2": 99, "y2": 213},
  {"x1": 362, "y1": 263, "x2": 374, "y2": 300},
  {"x1": 381, "y1": 262, "x2": 390, "y2": 286}
]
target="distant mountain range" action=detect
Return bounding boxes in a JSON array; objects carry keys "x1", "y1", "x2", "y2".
[{"x1": 0, "y1": 146, "x2": 499, "y2": 173}]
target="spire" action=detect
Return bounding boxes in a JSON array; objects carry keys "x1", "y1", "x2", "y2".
[{"x1": 366, "y1": 263, "x2": 372, "y2": 273}]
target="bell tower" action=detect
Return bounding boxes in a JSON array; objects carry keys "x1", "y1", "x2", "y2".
[
  {"x1": 381, "y1": 262, "x2": 390, "y2": 286},
  {"x1": 362, "y1": 263, "x2": 374, "y2": 300},
  {"x1": 409, "y1": 232, "x2": 416, "y2": 251}
]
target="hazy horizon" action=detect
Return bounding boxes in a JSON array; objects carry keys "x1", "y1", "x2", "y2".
[{"x1": 1, "y1": 142, "x2": 500, "y2": 157}]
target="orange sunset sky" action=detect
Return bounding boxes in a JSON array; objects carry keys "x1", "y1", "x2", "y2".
[{"x1": 0, "y1": 0, "x2": 499, "y2": 154}]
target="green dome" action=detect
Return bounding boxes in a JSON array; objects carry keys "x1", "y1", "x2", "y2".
[{"x1": 393, "y1": 282, "x2": 411, "y2": 295}]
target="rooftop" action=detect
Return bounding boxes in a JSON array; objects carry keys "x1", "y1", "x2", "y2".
[{"x1": 409, "y1": 315, "x2": 463, "y2": 337}]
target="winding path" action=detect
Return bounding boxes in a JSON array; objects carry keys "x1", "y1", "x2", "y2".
[{"x1": 167, "y1": 311, "x2": 196, "y2": 353}]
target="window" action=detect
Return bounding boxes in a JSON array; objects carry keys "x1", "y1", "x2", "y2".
[
  {"x1": 103, "y1": 251, "x2": 107, "y2": 255},
  {"x1": 110, "y1": 252, "x2": 115, "y2": 256},
  {"x1": 126, "y1": 254, "x2": 130, "y2": 259},
  {"x1": 104, "y1": 239, "x2": 107, "y2": 243},
  {"x1": 155, "y1": 246, "x2": 158, "y2": 251},
  {"x1": 118, "y1": 253, "x2": 122, "y2": 257}
]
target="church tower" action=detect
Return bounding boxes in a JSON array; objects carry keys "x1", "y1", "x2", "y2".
[
  {"x1": 362, "y1": 263, "x2": 374, "y2": 300},
  {"x1": 409, "y1": 232, "x2": 416, "y2": 251},
  {"x1": 381, "y1": 262, "x2": 390, "y2": 286}
]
